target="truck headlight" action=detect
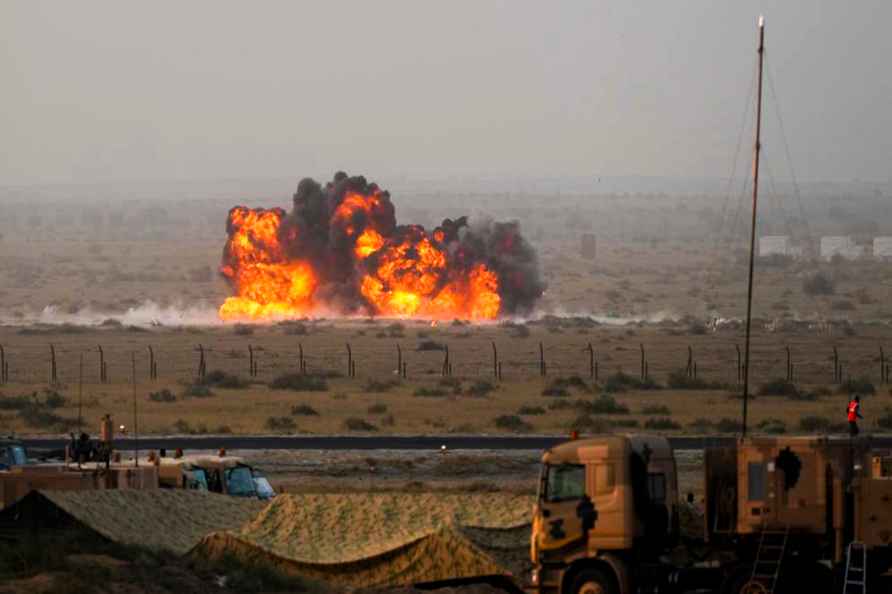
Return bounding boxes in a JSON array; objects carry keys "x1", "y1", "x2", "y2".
[{"x1": 530, "y1": 569, "x2": 539, "y2": 585}]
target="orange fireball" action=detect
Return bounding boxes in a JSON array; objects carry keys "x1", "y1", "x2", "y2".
[
  {"x1": 218, "y1": 177, "x2": 524, "y2": 322},
  {"x1": 219, "y1": 207, "x2": 317, "y2": 320}
]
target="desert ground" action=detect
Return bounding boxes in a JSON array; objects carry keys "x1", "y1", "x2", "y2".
[
  {"x1": 1, "y1": 319, "x2": 891, "y2": 438},
  {"x1": 1, "y1": 183, "x2": 891, "y2": 593},
  {"x1": 0, "y1": 186, "x2": 891, "y2": 438}
]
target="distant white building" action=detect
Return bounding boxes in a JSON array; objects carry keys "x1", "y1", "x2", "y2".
[
  {"x1": 874, "y1": 237, "x2": 892, "y2": 259},
  {"x1": 820, "y1": 236, "x2": 864, "y2": 261},
  {"x1": 759, "y1": 235, "x2": 802, "y2": 258}
]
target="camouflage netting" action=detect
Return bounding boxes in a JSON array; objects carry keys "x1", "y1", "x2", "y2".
[
  {"x1": 26, "y1": 490, "x2": 264, "y2": 554},
  {"x1": 190, "y1": 493, "x2": 533, "y2": 587}
]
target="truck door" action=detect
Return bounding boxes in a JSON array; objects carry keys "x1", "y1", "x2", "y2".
[{"x1": 535, "y1": 463, "x2": 596, "y2": 553}]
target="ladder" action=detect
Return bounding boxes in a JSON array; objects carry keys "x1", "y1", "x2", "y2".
[
  {"x1": 747, "y1": 524, "x2": 789, "y2": 594},
  {"x1": 842, "y1": 541, "x2": 867, "y2": 594}
]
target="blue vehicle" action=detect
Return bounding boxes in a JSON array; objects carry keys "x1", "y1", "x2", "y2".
[{"x1": 0, "y1": 439, "x2": 28, "y2": 470}]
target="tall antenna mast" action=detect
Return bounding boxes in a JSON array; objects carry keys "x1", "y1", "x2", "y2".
[{"x1": 742, "y1": 15, "x2": 765, "y2": 437}]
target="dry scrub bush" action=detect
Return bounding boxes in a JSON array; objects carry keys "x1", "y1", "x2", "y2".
[
  {"x1": 265, "y1": 416, "x2": 297, "y2": 432},
  {"x1": 644, "y1": 417, "x2": 681, "y2": 431},
  {"x1": 367, "y1": 403, "x2": 388, "y2": 415},
  {"x1": 149, "y1": 389, "x2": 176, "y2": 403},
  {"x1": 344, "y1": 417, "x2": 377, "y2": 432},
  {"x1": 494, "y1": 414, "x2": 532, "y2": 432},
  {"x1": 291, "y1": 404, "x2": 319, "y2": 416},
  {"x1": 270, "y1": 373, "x2": 328, "y2": 392},
  {"x1": 517, "y1": 405, "x2": 545, "y2": 416},
  {"x1": 641, "y1": 404, "x2": 671, "y2": 415}
]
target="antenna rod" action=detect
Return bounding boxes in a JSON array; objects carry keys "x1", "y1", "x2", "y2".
[
  {"x1": 132, "y1": 351, "x2": 139, "y2": 467},
  {"x1": 78, "y1": 353, "x2": 84, "y2": 433},
  {"x1": 742, "y1": 15, "x2": 765, "y2": 438}
]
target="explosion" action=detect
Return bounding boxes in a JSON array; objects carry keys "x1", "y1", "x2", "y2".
[{"x1": 219, "y1": 173, "x2": 544, "y2": 321}]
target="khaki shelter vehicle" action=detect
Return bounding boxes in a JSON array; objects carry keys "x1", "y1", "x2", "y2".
[
  {"x1": 0, "y1": 460, "x2": 159, "y2": 509},
  {"x1": 155, "y1": 454, "x2": 276, "y2": 501},
  {"x1": 0, "y1": 416, "x2": 275, "y2": 509},
  {"x1": 528, "y1": 434, "x2": 892, "y2": 594}
]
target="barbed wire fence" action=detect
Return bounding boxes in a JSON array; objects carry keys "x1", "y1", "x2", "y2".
[{"x1": 0, "y1": 337, "x2": 887, "y2": 391}]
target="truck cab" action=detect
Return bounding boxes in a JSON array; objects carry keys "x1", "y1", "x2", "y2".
[
  {"x1": 155, "y1": 454, "x2": 276, "y2": 500},
  {"x1": 0, "y1": 439, "x2": 28, "y2": 470},
  {"x1": 531, "y1": 435, "x2": 678, "y2": 594}
]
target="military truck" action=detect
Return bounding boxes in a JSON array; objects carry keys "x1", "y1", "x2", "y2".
[
  {"x1": 529, "y1": 434, "x2": 892, "y2": 594},
  {"x1": 155, "y1": 453, "x2": 276, "y2": 500},
  {"x1": 0, "y1": 438, "x2": 28, "y2": 470}
]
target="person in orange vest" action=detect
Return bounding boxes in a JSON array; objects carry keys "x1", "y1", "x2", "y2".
[{"x1": 847, "y1": 395, "x2": 863, "y2": 436}]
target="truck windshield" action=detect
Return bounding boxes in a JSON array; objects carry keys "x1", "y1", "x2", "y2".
[
  {"x1": 253, "y1": 476, "x2": 276, "y2": 500},
  {"x1": 543, "y1": 464, "x2": 586, "y2": 502},
  {"x1": 189, "y1": 468, "x2": 209, "y2": 490},
  {"x1": 9, "y1": 446, "x2": 27, "y2": 466},
  {"x1": 226, "y1": 466, "x2": 258, "y2": 497}
]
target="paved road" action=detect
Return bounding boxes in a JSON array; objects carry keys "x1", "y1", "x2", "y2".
[
  {"x1": 15, "y1": 434, "x2": 845, "y2": 452},
  {"x1": 21, "y1": 434, "x2": 892, "y2": 453}
]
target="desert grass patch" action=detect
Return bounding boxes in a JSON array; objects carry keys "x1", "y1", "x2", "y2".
[
  {"x1": 265, "y1": 416, "x2": 297, "y2": 432},
  {"x1": 361, "y1": 379, "x2": 400, "y2": 393},
  {"x1": 367, "y1": 403, "x2": 388, "y2": 415},
  {"x1": 641, "y1": 404, "x2": 671, "y2": 415},
  {"x1": 604, "y1": 371, "x2": 661, "y2": 392},
  {"x1": 494, "y1": 414, "x2": 531, "y2": 432},
  {"x1": 290, "y1": 404, "x2": 319, "y2": 416},
  {"x1": 183, "y1": 383, "x2": 214, "y2": 399},
  {"x1": 666, "y1": 369, "x2": 724, "y2": 390},
  {"x1": 839, "y1": 377, "x2": 875, "y2": 395},
  {"x1": 270, "y1": 373, "x2": 328, "y2": 392},
  {"x1": 202, "y1": 370, "x2": 250, "y2": 389},
  {"x1": 465, "y1": 380, "x2": 495, "y2": 397},
  {"x1": 644, "y1": 417, "x2": 681, "y2": 431},
  {"x1": 148, "y1": 388, "x2": 177, "y2": 403},
  {"x1": 517, "y1": 405, "x2": 545, "y2": 416},
  {"x1": 414, "y1": 386, "x2": 448, "y2": 398},
  {"x1": 344, "y1": 417, "x2": 377, "y2": 432}
]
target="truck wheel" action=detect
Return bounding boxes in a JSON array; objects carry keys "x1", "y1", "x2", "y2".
[
  {"x1": 719, "y1": 567, "x2": 753, "y2": 594},
  {"x1": 570, "y1": 568, "x2": 615, "y2": 594}
]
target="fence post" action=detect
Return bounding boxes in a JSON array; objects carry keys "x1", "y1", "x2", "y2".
[
  {"x1": 442, "y1": 345, "x2": 450, "y2": 377},
  {"x1": 402, "y1": 360, "x2": 408, "y2": 379},
  {"x1": 197, "y1": 344, "x2": 206, "y2": 382},
  {"x1": 585, "y1": 343, "x2": 595, "y2": 380},
  {"x1": 539, "y1": 342, "x2": 546, "y2": 377},
  {"x1": 686, "y1": 346, "x2": 693, "y2": 379},
  {"x1": 248, "y1": 345, "x2": 255, "y2": 378},
  {"x1": 396, "y1": 344, "x2": 402, "y2": 376},
  {"x1": 640, "y1": 344, "x2": 646, "y2": 381},
  {"x1": 491, "y1": 342, "x2": 499, "y2": 380},
  {"x1": 346, "y1": 343, "x2": 353, "y2": 378},
  {"x1": 97, "y1": 345, "x2": 107, "y2": 384},
  {"x1": 735, "y1": 344, "x2": 742, "y2": 385},
  {"x1": 147, "y1": 345, "x2": 157, "y2": 380},
  {"x1": 78, "y1": 353, "x2": 84, "y2": 433},
  {"x1": 785, "y1": 346, "x2": 792, "y2": 382},
  {"x1": 833, "y1": 347, "x2": 840, "y2": 383},
  {"x1": 299, "y1": 344, "x2": 305, "y2": 374},
  {"x1": 0, "y1": 345, "x2": 5, "y2": 385},
  {"x1": 49, "y1": 344, "x2": 58, "y2": 385}
]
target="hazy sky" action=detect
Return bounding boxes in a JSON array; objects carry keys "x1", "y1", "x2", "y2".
[{"x1": 2, "y1": 1, "x2": 890, "y2": 186}]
